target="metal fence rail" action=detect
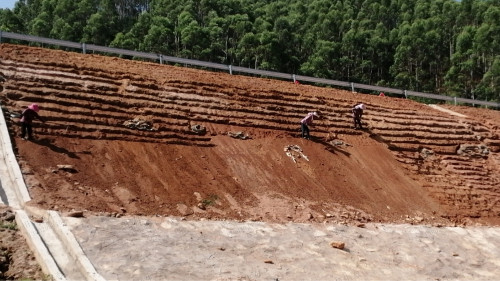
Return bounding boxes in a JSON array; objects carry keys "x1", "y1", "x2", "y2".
[
  {"x1": 0, "y1": 31, "x2": 82, "y2": 49},
  {"x1": 295, "y1": 74, "x2": 351, "y2": 88},
  {"x1": 1, "y1": 30, "x2": 499, "y2": 108},
  {"x1": 232, "y1": 65, "x2": 293, "y2": 79},
  {"x1": 406, "y1": 90, "x2": 456, "y2": 101},
  {"x1": 353, "y1": 83, "x2": 405, "y2": 95},
  {"x1": 85, "y1": 44, "x2": 159, "y2": 60}
]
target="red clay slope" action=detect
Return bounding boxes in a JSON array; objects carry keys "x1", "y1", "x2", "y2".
[{"x1": 1, "y1": 44, "x2": 499, "y2": 226}]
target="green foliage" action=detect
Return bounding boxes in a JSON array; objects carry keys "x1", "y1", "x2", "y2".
[
  {"x1": 19, "y1": 273, "x2": 53, "y2": 281},
  {"x1": 476, "y1": 56, "x2": 500, "y2": 102},
  {"x1": 0, "y1": 9, "x2": 24, "y2": 32},
  {"x1": 201, "y1": 194, "x2": 219, "y2": 207},
  {"x1": 0, "y1": 222, "x2": 17, "y2": 230},
  {"x1": 2, "y1": 0, "x2": 500, "y2": 101}
]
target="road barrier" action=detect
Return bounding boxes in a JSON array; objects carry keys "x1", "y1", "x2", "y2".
[{"x1": 1, "y1": 30, "x2": 498, "y2": 108}]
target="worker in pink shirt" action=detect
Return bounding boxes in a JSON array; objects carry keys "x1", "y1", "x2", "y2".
[{"x1": 300, "y1": 111, "x2": 320, "y2": 139}]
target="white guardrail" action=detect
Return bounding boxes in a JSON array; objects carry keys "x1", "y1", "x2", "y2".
[{"x1": 1, "y1": 30, "x2": 499, "y2": 108}]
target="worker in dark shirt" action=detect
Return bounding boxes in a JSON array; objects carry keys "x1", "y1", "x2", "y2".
[
  {"x1": 352, "y1": 103, "x2": 366, "y2": 129},
  {"x1": 20, "y1": 103, "x2": 45, "y2": 140}
]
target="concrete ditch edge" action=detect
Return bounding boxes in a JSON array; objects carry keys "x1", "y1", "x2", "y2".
[
  {"x1": 15, "y1": 210, "x2": 66, "y2": 281},
  {"x1": 46, "y1": 211, "x2": 106, "y2": 281},
  {"x1": 0, "y1": 103, "x2": 31, "y2": 207}
]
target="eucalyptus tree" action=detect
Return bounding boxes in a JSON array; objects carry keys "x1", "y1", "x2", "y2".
[
  {"x1": 472, "y1": 4, "x2": 500, "y2": 100},
  {"x1": 48, "y1": 0, "x2": 97, "y2": 41},
  {"x1": 445, "y1": 0, "x2": 498, "y2": 100},
  {"x1": 29, "y1": 0, "x2": 56, "y2": 37},
  {"x1": 110, "y1": 11, "x2": 151, "y2": 51},
  {"x1": 11, "y1": 0, "x2": 44, "y2": 33},
  {"x1": 0, "y1": 8, "x2": 24, "y2": 32},
  {"x1": 82, "y1": 0, "x2": 120, "y2": 45}
]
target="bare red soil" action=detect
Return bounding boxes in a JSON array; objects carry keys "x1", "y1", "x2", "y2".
[{"x1": 1, "y1": 44, "x2": 499, "y2": 226}]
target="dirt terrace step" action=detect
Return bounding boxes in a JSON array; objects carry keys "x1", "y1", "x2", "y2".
[
  {"x1": 1, "y1": 59, "x2": 140, "y2": 84},
  {"x1": 381, "y1": 137, "x2": 475, "y2": 147},
  {"x1": 444, "y1": 168, "x2": 490, "y2": 177},
  {"x1": 369, "y1": 111, "x2": 453, "y2": 122},
  {"x1": 10, "y1": 82, "x2": 341, "y2": 125},
  {"x1": 369, "y1": 118, "x2": 470, "y2": 131},
  {"x1": 3, "y1": 69, "x2": 353, "y2": 124},
  {"x1": 36, "y1": 130, "x2": 214, "y2": 146},
  {"x1": 8, "y1": 90, "x2": 354, "y2": 137},
  {"x1": 370, "y1": 125, "x2": 474, "y2": 136},
  {"x1": 0, "y1": 64, "x2": 122, "y2": 89}
]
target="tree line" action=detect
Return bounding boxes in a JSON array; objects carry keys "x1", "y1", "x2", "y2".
[{"x1": 1, "y1": 0, "x2": 499, "y2": 102}]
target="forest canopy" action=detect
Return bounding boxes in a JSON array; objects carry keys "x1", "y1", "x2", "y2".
[{"x1": 1, "y1": 0, "x2": 499, "y2": 102}]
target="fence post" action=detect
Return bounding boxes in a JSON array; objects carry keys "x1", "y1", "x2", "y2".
[
  {"x1": 292, "y1": 74, "x2": 296, "y2": 83},
  {"x1": 159, "y1": 54, "x2": 163, "y2": 64},
  {"x1": 454, "y1": 96, "x2": 457, "y2": 105},
  {"x1": 350, "y1": 82, "x2": 354, "y2": 93},
  {"x1": 229, "y1": 65, "x2": 233, "y2": 75},
  {"x1": 81, "y1": 43, "x2": 86, "y2": 54},
  {"x1": 404, "y1": 90, "x2": 407, "y2": 99}
]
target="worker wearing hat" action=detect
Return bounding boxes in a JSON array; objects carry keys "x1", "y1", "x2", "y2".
[
  {"x1": 352, "y1": 103, "x2": 366, "y2": 129},
  {"x1": 20, "y1": 103, "x2": 45, "y2": 140},
  {"x1": 300, "y1": 111, "x2": 320, "y2": 139}
]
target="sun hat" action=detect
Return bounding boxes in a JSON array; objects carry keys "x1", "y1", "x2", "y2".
[
  {"x1": 355, "y1": 104, "x2": 366, "y2": 110},
  {"x1": 28, "y1": 103, "x2": 39, "y2": 112}
]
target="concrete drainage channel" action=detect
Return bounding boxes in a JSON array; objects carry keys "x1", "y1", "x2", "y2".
[{"x1": 0, "y1": 104, "x2": 105, "y2": 281}]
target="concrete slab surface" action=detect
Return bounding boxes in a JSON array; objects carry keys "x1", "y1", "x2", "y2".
[{"x1": 65, "y1": 215, "x2": 500, "y2": 281}]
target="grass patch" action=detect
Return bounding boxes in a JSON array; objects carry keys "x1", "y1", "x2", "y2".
[
  {"x1": 0, "y1": 222, "x2": 17, "y2": 231},
  {"x1": 201, "y1": 194, "x2": 219, "y2": 207}
]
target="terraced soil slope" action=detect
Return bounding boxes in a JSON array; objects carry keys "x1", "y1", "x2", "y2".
[{"x1": 1, "y1": 44, "x2": 499, "y2": 226}]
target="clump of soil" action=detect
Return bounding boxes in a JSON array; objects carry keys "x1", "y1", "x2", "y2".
[{"x1": 0, "y1": 205, "x2": 48, "y2": 280}]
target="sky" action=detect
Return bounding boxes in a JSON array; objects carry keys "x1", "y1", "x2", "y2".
[{"x1": 0, "y1": 0, "x2": 18, "y2": 10}]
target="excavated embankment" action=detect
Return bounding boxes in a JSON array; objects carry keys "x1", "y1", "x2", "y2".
[{"x1": 0, "y1": 44, "x2": 499, "y2": 226}]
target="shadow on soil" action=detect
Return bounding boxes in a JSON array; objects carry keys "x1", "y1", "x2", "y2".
[
  {"x1": 33, "y1": 138, "x2": 80, "y2": 159},
  {"x1": 309, "y1": 135, "x2": 351, "y2": 157}
]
